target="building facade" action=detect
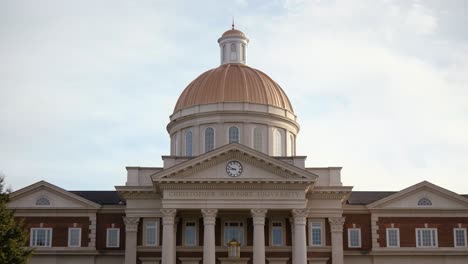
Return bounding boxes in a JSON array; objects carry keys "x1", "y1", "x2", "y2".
[{"x1": 8, "y1": 27, "x2": 468, "y2": 264}]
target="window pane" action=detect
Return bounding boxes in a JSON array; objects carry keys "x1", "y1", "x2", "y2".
[
  {"x1": 349, "y1": 229, "x2": 360, "y2": 247},
  {"x1": 69, "y1": 228, "x2": 81, "y2": 247},
  {"x1": 205, "y1": 128, "x2": 214, "y2": 152},
  {"x1": 387, "y1": 229, "x2": 398, "y2": 247},
  {"x1": 185, "y1": 222, "x2": 196, "y2": 246},
  {"x1": 229, "y1": 126, "x2": 239, "y2": 143},
  {"x1": 145, "y1": 222, "x2": 157, "y2": 246},
  {"x1": 455, "y1": 229, "x2": 466, "y2": 247},
  {"x1": 107, "y1": 229, "x2": 119, "y2": 247},
  {"x1": 185, "y1": 131, "x2": 192, "y2": 156},
  {"x1": 272, "y1": 222, "x2": 283, "y2": 246},
  {"x1": 253, "y1": 127, "x2": 262, "y2": 151}
]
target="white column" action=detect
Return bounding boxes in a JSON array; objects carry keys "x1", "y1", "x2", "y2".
[
  {"x1": 288, "y1": 217, "x2": 296, "y2": 264},
  {"x1": 292, "y1": 209, "x2": 307, "y2": 264},
  {"x1": 202, "y1": 209, "x2": 217, "y2": 264},
  {"x1": 328, "y1": 217, "x2": 345, "y2": 264},
  {"x1": 161, "y1": 209, "x2": 177, "y2": 264},
  {"x1": 173, "y1": 217, "x2": 180, "y2": 263},
  {"x1": 251, "y1": 209, "x2": 267, "y2": 264},
  {"x1": 124, "y1": 217, "x2": 140, "y2": 264}
]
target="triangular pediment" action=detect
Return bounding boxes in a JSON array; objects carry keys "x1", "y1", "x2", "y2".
[
  {"x1": 367, "y1": 181, "x2": 468, "y2": 210},
  {"x1": 151, "y1": 143, "x2": 318, "y2": 183},
  {"x1": 8, "y1": 181, "x2": 100, "y2": 209}
]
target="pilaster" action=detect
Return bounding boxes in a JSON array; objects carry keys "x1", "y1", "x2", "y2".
[{"x1": 124, "y1": 217, "x2": 140, "y2": 264}]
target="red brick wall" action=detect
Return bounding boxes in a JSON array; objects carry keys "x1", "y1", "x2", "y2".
[
  {"x1": 18, "y1": 216, "x2": 90, "y2": 247},
  {"x1": 343, "y1": 214, "x2": 372, "y2": 251},
  {"x1": 96, "y1": 213, "x2": 125, "y2": 250},
  {"x1": 378, "y1": 217, "x2": 468, "y2": 247}
]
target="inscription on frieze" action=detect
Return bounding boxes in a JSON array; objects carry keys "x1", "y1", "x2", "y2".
[{"x1": 165, "y1": 190, "x2": 303, "y2": 200}]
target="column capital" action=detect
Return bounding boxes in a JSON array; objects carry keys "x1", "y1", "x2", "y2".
[
  {"x1": 292, "y1": 209, "x2": 308, "y2": 225},
  {"x1": 161, "y1": 209, "x2": 177, "y2": 225},
  {"x1": 328, "y1": 217, "x2": 346, "y2": 233},
  {"x1": 201, "y1": 209, "x2": 218, "y2": 225},
  {"x1": 251, "y1": 209, "x2": 267, "y2": 225},
  {"x1": 123, "y1": 217, "x2": 140, "y2": 232}
]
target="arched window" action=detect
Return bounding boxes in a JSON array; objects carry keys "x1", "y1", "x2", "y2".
[
  {"x1": 185, "y1": 130, "x2": 192, "y2": 156},
  {"x1": 230, "y1": 43, "x2": 237, "y2": 60},
  {"x1": 418, "y1": 198, "x2": 432, "y2": 206},
  {"x1": 229, "y1": 126, "x2": 240, "y2": 144},
  {"x1": 274, "y1": 129, "x2": 282, "y2": 156},
  {"x1": 36, "y1": 197, "x2": 50, "y2": 206},
  {"x1": 253, "y1": 127, "x2": 262, "y2": 152},
  {"x1": 205, "y1": 127, "x2": 215, "y2": 152}
]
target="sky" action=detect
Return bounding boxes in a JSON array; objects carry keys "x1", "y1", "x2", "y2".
[{"x1": 1, "y1": 0, "x2": 468, "y2": 193}]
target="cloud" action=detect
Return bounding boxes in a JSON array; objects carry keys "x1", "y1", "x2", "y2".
[{"x1": 1, "y1": 0, "x2": 467, "y2": 194}]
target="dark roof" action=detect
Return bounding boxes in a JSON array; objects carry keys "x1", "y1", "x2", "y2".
[
  {"x1": 462, "y1": 194, "x2": 468, "y2": 199},
  {"x1": 347, "y1": 191, "x2": 397, "y2": 205},
  {"x1": 70, "y1": 191, "x2": 124, "y2": 205}
]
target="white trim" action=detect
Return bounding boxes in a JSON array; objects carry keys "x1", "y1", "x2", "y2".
[
  {"x1": 385, "y1": 228, "x2": 400, "y2": 248},
  {"x1": 67, "y1": 227, "x2": 81, "y2": 247},
  {"x1": 143, "y1": 219, "x2": 160, "y2": 246},
  {"x1": 454, "y1": 228, "x2": 467, "y2": 248},
  {"x1": 348, "y1": 228, "x2": 361, "y2": 248},
  {"x1": 30, "y1": 228, "x2": 52, "y2": 247},
  {"x1": 106, "y1": 228, "x2": 120, "y2": 248},
  {"x1": 309, "y1": 219, "x2": 326, "y2": 247},
  {"x1": 182, "y1": 219, "x2": 198, "y2": 246},
  {"x1": 269, "y1": 219, "x2": 285, "y2": 246},
  {"x1": 416, "y1": 228, "x2": 438, "y2": 248}
]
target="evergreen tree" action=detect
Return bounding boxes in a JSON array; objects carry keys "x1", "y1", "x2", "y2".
[{"x1": 0, "y1": 175, "x2": 33, "y2": 264}]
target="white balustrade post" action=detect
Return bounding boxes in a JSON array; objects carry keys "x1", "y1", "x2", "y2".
[{"x1": 251, "y1": 209, "x2": 267, "y2": 264}]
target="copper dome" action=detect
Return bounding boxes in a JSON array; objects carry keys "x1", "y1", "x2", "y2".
[
  {"x1": 174, "y1": 63, "x2": 294, "y2": 113},
  {"x1": 221, "y1": 29, "x2": 246, "y2": 38}
]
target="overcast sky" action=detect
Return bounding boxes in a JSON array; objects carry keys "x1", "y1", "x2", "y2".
[{"x1": 1, "y1": 0, "x2": 467, "y2": 193}]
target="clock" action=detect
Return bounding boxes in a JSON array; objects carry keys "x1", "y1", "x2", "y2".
[{"x1": 226, "y1": 161, "x2": 243, "y2": 177}]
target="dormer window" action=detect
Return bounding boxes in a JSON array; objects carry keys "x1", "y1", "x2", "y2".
[
  {"x1": 36, "y1": 197, "x2": 50, "y2": 206},
  {"x1": 417, "y1": 197, "x2": 432, "y2": 206}
]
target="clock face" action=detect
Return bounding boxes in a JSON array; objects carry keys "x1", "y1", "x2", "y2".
[{"x1": 226, "y1": 161, "x2": 243, "y2": 177}]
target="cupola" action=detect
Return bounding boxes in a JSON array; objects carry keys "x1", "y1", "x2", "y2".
[{"x1": 218, "y1": 22, "x2": 249, "y2": 65}]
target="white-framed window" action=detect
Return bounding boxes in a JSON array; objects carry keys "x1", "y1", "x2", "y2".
[
  {"x1": 185, "y1": 130, "x2": 193, "y2": 156},
  {"x1": 417, "y1": 197, "x2": 432, "y2": 206},
  {"x1": 386, "y1": 228, "x2": 400, "y2": 247},
  {"x1": 253, "y1": 127, "x2": 263, "y2": 152},
  {"x1": 106, "y1": 228, "x2": 120, "y2": 248},
  {"x1": 143, "y1": 220, "x2": 159, "y2": 246},
  {"x1": 309, "y1": 220, "x2": 325, "y2": 246},
  {"x1": 183, "y1": 220, "x2": 198, "y2": 246},
  {"x1": 348, "y1": 228, "x2": 361, "y2": 248},
  {"x1": 273, "y1": 129, "x2": 282, "y2": 156},
  {"x1": 68, "y1": 228, "x2": 81, "y2": 247},
  {"x1": 205, "y1": 127, "x2": 215, "y2": 152},
  {"x1": 454, "y1": 228, "x2": 467, "y2": 248},
  {"x1": 30, "y1": 228, "x2": 52, "y2": 247},
  {"x1": 223, "y1": 221, "x2": 245, "y2": 245},
  {"x1": 416, "y1": 228, "x2": 438, "y2": 248},
  {"x1": 270, "y1": 220, "x2": 285, "y2": 246},
  {"x1": 228, "y1": 126, "x2": 240, "y2": 144}
]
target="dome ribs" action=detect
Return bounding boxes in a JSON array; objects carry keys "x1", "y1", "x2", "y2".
[{"x1": 173, "y1": 64, "x2": 294, "y2": 113}]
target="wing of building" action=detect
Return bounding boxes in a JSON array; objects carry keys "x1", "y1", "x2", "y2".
[{"x1": 8, "y1": 26, "x2": 468, "y2": 264}]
